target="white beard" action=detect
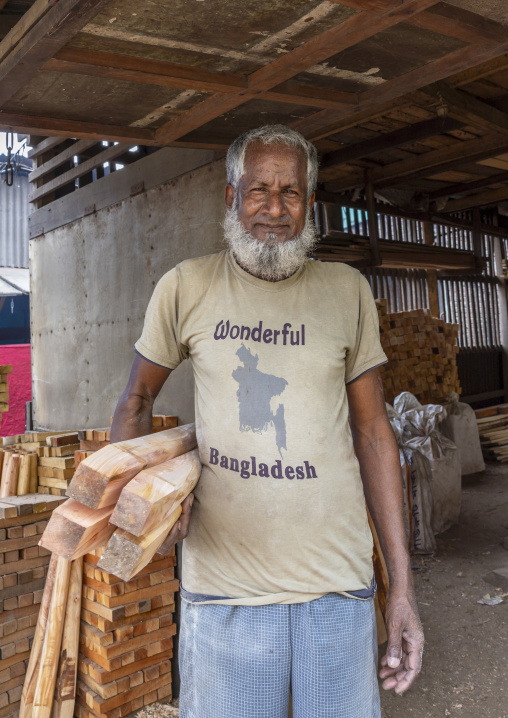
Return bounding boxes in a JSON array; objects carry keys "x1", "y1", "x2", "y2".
[{"x1": 223, "y1": 207, "x2": 318, "y2": 282}]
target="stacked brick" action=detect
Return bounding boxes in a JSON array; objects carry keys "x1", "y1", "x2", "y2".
[
  {"x1": 376, "y1": 300, "x2": 461, "y2": 405},
  {"x1": 0, "y1": 496, "x2": 65, "y2": 718},
  {"x1": 76, "y1": 547, "x2": 178, "y2": 718}
]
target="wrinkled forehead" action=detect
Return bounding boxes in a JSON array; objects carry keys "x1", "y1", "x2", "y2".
[{"x1": 241, "y1": 142, "x2": 308, "y2": 184}]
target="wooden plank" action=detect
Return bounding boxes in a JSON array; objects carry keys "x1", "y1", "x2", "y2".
[
  {"x1": 38, "y1": 467, "x2": 74, "y2": 479},
  {"x1": 110, "y1": 449, "x2": 200, "y2": 536},
  {"x1": 53, "y1": 557, "x2": 82, "y2": 718},
  {"x1": 39, "y1": 499, "x2": 115, "y2": 561},
  {"x1": 154, "y1": 0, "x2": 441, "y2": 144},
  {"x1": 27, "y1": 137, "x2": 67, "y2": 160},
  {"x1": 425, "y1": 82, "x2": 508, "y2": 135},
  {"x1": 0, "y1": 453, "x2": 19, "y2": 498},
  {"x1": 443, "y1": 184, "x2": 508, "y2": 212},
  {"x1": 81, "y1": 603, "x2": 175, "y2": 635},
  {"x1": 19, "y1": 554, "x2": 57, "y2": 718},
  {"x1": 406, "y1": 3, "x2": 508, "y2": 44},
  {"x1": 82, "y1": 623, "x2": 176, "y2": 660},
  {"x1": 67, "y1": 424, "x2": 196, "y2": 509},
  {"x1": 32, "y1": 557, "x2": 72, "y2": 718},
  {"x1": 0, "y1": 494, "x2": 65, "y2": 515},
  {"x1": 29, "y1": 139, "x2": 97, "y2": 183},
  {"x1": 17, "y1": 455, "x2": 32, "y2": 496},
  {"x1": 0, "y1": 555, "x2": 50, "y2": 577},
  {"x1": 38, "y1": 457, "x2": 75, "y2": 470},
  {"x1": 0, "y1": 0, "x2": 110, "y2": 108},
  {"x1": 428, "y1": 170, "x2": 508, "y2": 200},
  {"x1": 87, "y1": 580, "x2": 179, "y2": 611},
  {"x1": 97, "y1": 508, "x2": 181, "y2": 583},
  {"x1": 29, "y1": 144, "x2": 131, "y2": 203},
  {"x1": 84, "y1": 650, "x2": 172, "y2": 686}
]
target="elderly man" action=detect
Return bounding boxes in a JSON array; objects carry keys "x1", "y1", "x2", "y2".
[{"x1": 111, "y1": 125, "x2": 424, "y2": 718}]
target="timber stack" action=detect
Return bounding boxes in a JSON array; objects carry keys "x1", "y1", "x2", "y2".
[
  {"x1": 0, "y1": 365, "x2": 12, "y2": 420},
  {"x1": 476, "y1": 404, "x2": 508, "y2": 462},
  {"x1": 20, "y1": 423, "x2": 200, "y2": 718},
  {"x1": 0, "y1": 495, "x2": 65, "y2": 718},
  {"x1": 37, "y1": 433, "x2": 80, "y2": 497},
  {"x1": 376, "y1": 299, "x2": 460, "y2": 404}
]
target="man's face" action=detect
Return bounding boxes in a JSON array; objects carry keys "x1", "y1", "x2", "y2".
[{"x1": 225, "y1": 143, "x2": 314, "y2": 243}]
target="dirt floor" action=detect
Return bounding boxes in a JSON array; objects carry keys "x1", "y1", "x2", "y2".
[
  {"x1": 381, "y1": 462, "x2": 508, "y2": 718},
  {"x1": 140, "y1": 462, "x2": 508, "y2": 718}
]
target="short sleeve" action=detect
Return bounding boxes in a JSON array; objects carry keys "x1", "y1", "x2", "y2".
[
  {"x1": 135, "y1": 268, "x2": 189, "y2": 370},
  {"x1": 344, "y1": 274, "x2": 388, "y2": 384}
]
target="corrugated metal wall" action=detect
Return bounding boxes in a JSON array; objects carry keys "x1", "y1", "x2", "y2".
[{"x1": 0, "y1": 162, "x2": 29, "y2": 268}]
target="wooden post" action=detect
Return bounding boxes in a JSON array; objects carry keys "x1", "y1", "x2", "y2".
[
  {"x1": 29, "y1": 453, "x2": 38, "y2": 494},
  {"x1": 0, "y1": 453, "x2": 20, "y2": 497},
  {"x1": 423, "y1": 221, "x2": 440, "y2": 317},
  {"x1": 365, "y1": 169, "x2": 381, "y2": 267},
  {"x1": 17, "y1": 453, "x2": 32, "y2": 495},
  {"x1": 33, "y1": 556, "x2": 72, "y2": 718}
]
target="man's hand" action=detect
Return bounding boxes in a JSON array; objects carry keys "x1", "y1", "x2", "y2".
[
  {"x1": 157, "y1": 494, "x2": 195, "y2": 555},
  {"x1": 379, "y1": 590, "x2": 424, "y2": 694}
]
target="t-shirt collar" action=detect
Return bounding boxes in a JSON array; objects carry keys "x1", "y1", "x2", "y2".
[{"x1": 227, "y1": 250, "x2": 307, "y2": 292}]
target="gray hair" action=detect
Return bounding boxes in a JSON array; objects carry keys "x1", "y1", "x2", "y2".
[{"x1": 226, "y1": 124, "x2": 319, "y2": 199}]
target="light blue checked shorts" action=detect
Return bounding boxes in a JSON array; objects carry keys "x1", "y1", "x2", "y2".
[{"x1": 179, "y1": 592, "x2": 381, "y2": 718}]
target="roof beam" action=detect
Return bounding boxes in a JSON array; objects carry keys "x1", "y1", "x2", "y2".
[
  {"x1": 405, "y1": 3, "x2": 508, "y2": 45},
  {"x1": 443, "y1": 185, "x2": 508, "y2": 212},
  {"x1": 319, "y1": 116, "x2": 464, "y2": 180},
  {"x1": 428, "y1": 171, "x2": 508, "y2": 200},
  {"x1": 154, "y1": 0, "x2": 441, "y2": 144},
  {"x1": 42, "y1": 48, "x2": 358, "y2": 110},
  {"x1": 0, "y1": 112, "x2": 158, "y2": 144},
  {"x1": 0, "y1": 15, "x2": 21, "y2": 39},
  {"x1": 424, "y1": 82, "x2": 508, "y2": 134},
  {"x1": 325, "y1": 133, "x2": 508, "y2": 191},
  {"x1": 0, "y1": 0, "x2": 110, "y2": 108},
  {"x1": 292, "y1": 37, "x2": 508, "y2": 142}
]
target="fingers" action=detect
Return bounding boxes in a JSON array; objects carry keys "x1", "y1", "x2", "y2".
[
  {"x1": 156, "y1": 494, "x2": 195, "y2": 555},
  {"x1": 380, "y1": 631, "x2": 424, "y2": 694},
  {"x1": 383, "y1": 623, "x2": 403, "y2": 670}
]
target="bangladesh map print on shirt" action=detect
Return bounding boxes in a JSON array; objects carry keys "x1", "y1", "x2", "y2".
[{"x1": 232, "y1": 344, "x2": 288, "y2": 456}]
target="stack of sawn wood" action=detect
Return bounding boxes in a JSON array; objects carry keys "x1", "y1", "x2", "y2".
[
  {"x1": 475, "y1": 404, "x2": 508, "y2": 462},
  {"x1": 0, "y1": 366, "x2": 12, "y2": 420},
  {"x1": 20, "y1": 424, "x2": 200, "y2": 718},
  {"x1": 376, "y1": 299, "x2": 460, "y2": 405},
  {"x1": 0, "y1": 495, "x2": 65, "y2": 718}
]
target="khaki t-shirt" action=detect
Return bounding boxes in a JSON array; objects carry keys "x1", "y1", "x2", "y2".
[{"x1": 135, "y1": 251, "x2": 387, "y2": 605}]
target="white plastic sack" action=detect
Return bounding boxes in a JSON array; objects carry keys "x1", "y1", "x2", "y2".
[{"x1": 440, "y1": 392, "x2": 485, "y2": 475}]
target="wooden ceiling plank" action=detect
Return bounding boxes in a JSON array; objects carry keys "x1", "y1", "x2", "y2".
[
  {"x1": 0, "y1": 0, "x2": 53, "y2": 63},
  {"x1": 452, "y1": 54, "x2": 508, "y2": 87},
  {"x1": 325, "y1": 133, "x2": 508, "y2": 191},
  {"x1": 428, "y1": 170, "x2": 508, "y2": 199},
  {"x1": 406, "y1": 4, "x2": 508, "y2": 45},
  {"x1": 293, "y1": 39, "x2": 508, "y2": 142},
  {"x1": 443, "y1": 185, "x2": 508, "y2": 212},
  {"x1": 261, "y1": 82, "x2": 357, "y2": 110},
  {"x1": 0, "y1": 112, "x2": 157, "y2": 144},
  {"x1": 155, "y1": 0, "x2": 440, "y2": 145},
  {"x1": 0, "y1": 0, "x2": 110, "y2": 108},
  {"x1": 319, "y1": 116, "x2": 464, "y2": 178}
]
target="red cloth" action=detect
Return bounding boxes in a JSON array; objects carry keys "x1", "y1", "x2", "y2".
[{"x1": 0, "y1": 344, "x2": 31, "y2": 437}]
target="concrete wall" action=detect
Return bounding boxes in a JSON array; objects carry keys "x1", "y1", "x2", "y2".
[{"x1": 30, "y1": 154, "x2": 226, "y2": 429}]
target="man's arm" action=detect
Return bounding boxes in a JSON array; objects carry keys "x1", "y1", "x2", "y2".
[
  {"x1": 346, "y1": 367, "x2": 424, "y2": 695},
  {"x1": 110, "y1": 353, "x2": 193, "y2": 550}
]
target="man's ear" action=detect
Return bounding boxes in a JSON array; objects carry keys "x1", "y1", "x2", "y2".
[
  {"x1": 307, "y1": 191, "x2": 315, "y2": 211},
  {"x1": 225, "y1": 184, "x2": 235, "y2": 209}
]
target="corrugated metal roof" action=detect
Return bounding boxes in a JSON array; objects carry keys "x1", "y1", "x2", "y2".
[
  {"x1": 0, "y1": 157, "x2": 30, "y2": 269},
  {"x1": 0, "y1": 267, "x2": 29, "y2": 296}
]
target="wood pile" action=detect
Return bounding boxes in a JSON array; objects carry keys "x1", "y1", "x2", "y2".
[
  {"x1": 0, "y1": 495, "x2": 65, "y2": 718},
  {"x1": 475, "y1": 404, "x2": 508, "y2": 462},
  {"x1": 0, "y1": 365, "x2": 12, "y2": 420},
  {"x1": 376, "y1": 299, "x2": 461, "y2": 405},
  {"x1": 37, "y1": 434, "x2": 80, "y2": 498},
  {"x1": 21, "y1": 424, "x2": 200, "y2": 718}
]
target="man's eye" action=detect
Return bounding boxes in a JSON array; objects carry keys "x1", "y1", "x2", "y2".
[{"x1": 285, "y1": 189, "x2": 298, "y2": 195}]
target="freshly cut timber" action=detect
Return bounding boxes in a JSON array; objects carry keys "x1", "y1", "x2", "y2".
[
  {"x1": 97, "y1": 506, "x2": 182, "y2": 582},
  {"x1": 19, "y1": 554, "x2": 58, "y2": 718},
  {"x1": 53, "y1": 557, "x2": 83, "y2": 718},
  {"x1": 110, "y1": 449, "x2": 201, "y2": 536},
  {"x1": 0, "y1": 453, "x2": 20, "y2": 497},
  {"x1": 66, "y1": 424, "x2": 196, "y2": 509},
  {"x1": 39, "y1": 499, "x2": 115, "y2": 560},
  {"x1": 32, "y1": 556, "x2": 72, "y2": 718}
]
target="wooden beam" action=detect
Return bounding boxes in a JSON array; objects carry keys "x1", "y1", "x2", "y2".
[
  {"x1": 0, "y1": 15, "x2": 21, "y2": 39},
  {"x1": 0, "y1": 112, "x2": 157, "y2": 145},
  {"x1": 154, "y1": 0, "x2": 441, "y2": 144},
  {"x1": 425, "y1": 82, "x2": 508, "y2": 134},
  {"x1": 0, "y1": 0, "x2": 110, "y2": 109},
  {"x1": 42, "y1": 48, "x2": 358, "y2": 111},
  {"x1": 319, "y1": 116, "x2": 464, "y2": 179},
  {"x1": 443, "y1": 185, "x2": 508, "y2": 212},
  {"x1": 428, "y1": 171, "x2": 508, "y2": 200},
  {"x1": 28, "y1": 136, "x2": 69, "y2": 159},
  {"x1": 326, "y1": 133, "x2": 508, "y2": 191},
  {"x1": 29, "y1": 139, "x2": 98, "y2": 182},
  {"x1": 292, "y1": 38, "x2": 508, "y2": 142},
  {"x1": 406, "y1": 4, "x2": 508, "y2": 45}
]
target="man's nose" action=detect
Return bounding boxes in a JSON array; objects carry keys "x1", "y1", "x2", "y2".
[{"x1": 263, "y1": 191, "x2": 286, "y2": 218}]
